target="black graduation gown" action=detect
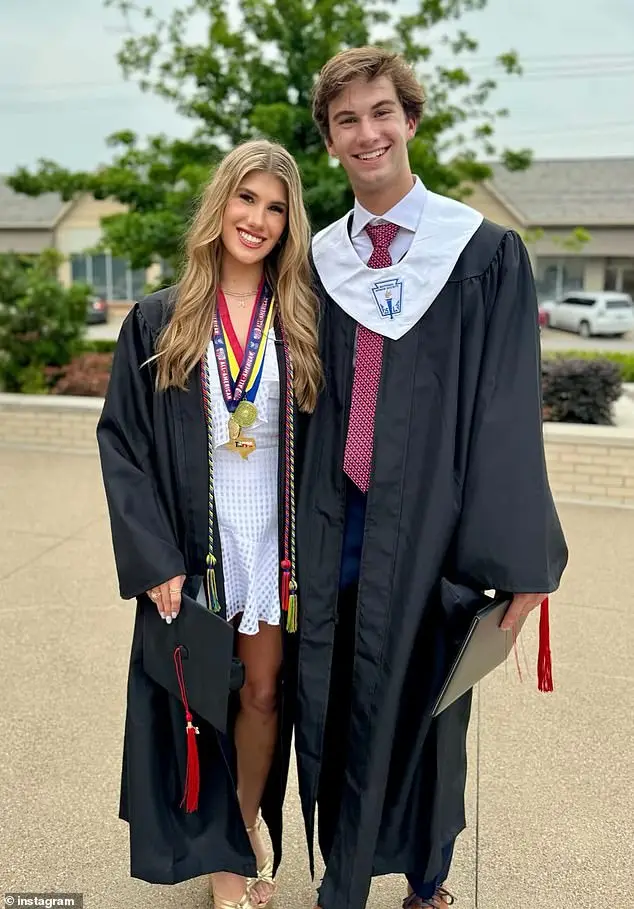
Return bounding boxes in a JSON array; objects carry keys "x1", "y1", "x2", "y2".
[
  {"x1": 96, "y1": 287, "x2": 300, "y2": 885},
  {"x1": 294, "y1": 224, "x2": 569, "y2": 909}
]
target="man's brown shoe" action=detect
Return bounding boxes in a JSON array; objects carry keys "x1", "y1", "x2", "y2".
[{"x1": 402, "y1": 885, "x2": 455, "y2": 908}]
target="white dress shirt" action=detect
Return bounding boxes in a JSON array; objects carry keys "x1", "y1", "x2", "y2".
[{"x1": 350, "y1": 176, "x2": 426, "y2": 265}]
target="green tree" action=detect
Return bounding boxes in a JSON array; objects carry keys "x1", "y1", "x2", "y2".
[
  {"x1": 8, "y1": 0, "x2": 530, "y2": 272},
  {"x1": 0, "y1": 250, "x2": 89, "y2": 393},
  {"x1": 522, "y1": 226, "x2": 592, "y2": 260}
]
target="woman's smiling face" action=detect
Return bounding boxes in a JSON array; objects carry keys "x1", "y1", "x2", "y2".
[{"x1": 220, "y1": 171, "x2": 289, "y2": 267}]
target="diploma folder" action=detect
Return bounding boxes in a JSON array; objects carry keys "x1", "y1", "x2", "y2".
[
  {"x1": 142, "y1": 590, "x2": 244, "y2": 734},
  {"x1": 431, "y1": 594, "x2": 526, "y2": 717}
]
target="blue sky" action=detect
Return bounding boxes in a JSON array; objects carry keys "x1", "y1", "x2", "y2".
[{"x1": 1, "y1": 0, "x2": 633, "y2": 174}]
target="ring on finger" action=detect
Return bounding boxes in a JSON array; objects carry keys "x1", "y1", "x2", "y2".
[{"x1": 149, "y1": 591, "x2": 158, "y2": 600}]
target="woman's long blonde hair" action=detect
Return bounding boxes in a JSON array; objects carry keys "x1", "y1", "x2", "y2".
[{"x1": 154, "y1": 140, "x2": 322, "y2": 412}]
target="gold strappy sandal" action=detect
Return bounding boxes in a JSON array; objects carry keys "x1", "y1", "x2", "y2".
[
  {"x1": 246, "y1": 815, "x2": 276, "y2": 907},
  {"x1": 210, "y1": 879, "x2": 257, "y2": 909},
  {"x1": 212, "y1": 890, "x2": 256, "y2": 909}
]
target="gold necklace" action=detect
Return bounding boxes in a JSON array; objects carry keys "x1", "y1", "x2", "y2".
[{"x1": 221, "y1": 288, "x2": 259, "y2": 309}]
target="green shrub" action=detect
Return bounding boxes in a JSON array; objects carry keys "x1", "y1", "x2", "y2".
[
  {"x1": 542, "y1": 357, "x2": 623, "y2": 425},
  {"x1": 0, "y1": 250, "x2": 89, "y2": 393}
]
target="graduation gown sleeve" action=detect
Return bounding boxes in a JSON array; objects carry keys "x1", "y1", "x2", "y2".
[
  {"x1": 453, "y1": 230, "x2": 568, "y2": 593},
  {"x1": 96, "y1": 305, "x2": 186, "y2": 599}
]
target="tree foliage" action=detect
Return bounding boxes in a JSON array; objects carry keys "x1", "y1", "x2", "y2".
[
  {"x1": 8, "y1": 0, "x2": 530, "y2": 271},
  {"x1": 0, "y1": 250, "x2": 89, "y2": 393},
  {"x1": 523, "y1": 226, "x2": 592, "y2": 254}
]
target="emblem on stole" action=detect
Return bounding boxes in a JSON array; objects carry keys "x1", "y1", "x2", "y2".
[{"x1": 371, "y1": 277, "x2": 403, "y2": 319}]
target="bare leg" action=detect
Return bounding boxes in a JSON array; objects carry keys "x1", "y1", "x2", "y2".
[
  {"x1": 235, "y1": 621, "x2": 283, "y2": 824},
  {"x1": 237, "y1": 622, "x2": 282, "y2": 904},
  {"x1": 211, "y1": 621, "x2": 282, "y2": 906}
]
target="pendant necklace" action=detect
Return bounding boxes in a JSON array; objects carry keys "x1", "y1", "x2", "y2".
[{"x1": 221, "y1": 287, "x2": 259, "y2": 309}]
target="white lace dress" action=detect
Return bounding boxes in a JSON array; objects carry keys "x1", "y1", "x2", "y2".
[{"x1": 206, "y1": 327, "x2": 281, "y2": 635}]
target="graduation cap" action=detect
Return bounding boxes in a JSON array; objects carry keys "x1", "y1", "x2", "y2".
[{"x1": 142, "y1": 590, "x2": 244, "y2": 811}]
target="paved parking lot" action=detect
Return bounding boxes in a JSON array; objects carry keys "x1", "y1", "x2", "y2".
[
  {"x1": 540, "y1": 326, "x2": 634, "y2": 352},
  {"x1": 86, "y1": 313, "x2": 127, "y2": 342}
]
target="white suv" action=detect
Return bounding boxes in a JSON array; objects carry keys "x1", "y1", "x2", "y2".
[{"x1": 541, "y1": 291, "x2": 634, "y2": 338}]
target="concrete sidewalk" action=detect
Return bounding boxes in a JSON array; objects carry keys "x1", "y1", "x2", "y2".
[{"x1": 1, "y1": 447, "x2": 632, "y2": 908}]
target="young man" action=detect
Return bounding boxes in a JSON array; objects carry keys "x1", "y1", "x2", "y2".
[{"x1": 294, "y1": 47, "x2": 568, "y2": 909}]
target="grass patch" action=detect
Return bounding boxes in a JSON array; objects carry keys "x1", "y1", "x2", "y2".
[
  {"x1": 542, "y1": 350, "x2": 634, "y2": 382},
  {"x1": 81, "y1": 339, "x2": 117, "y2": 354}
]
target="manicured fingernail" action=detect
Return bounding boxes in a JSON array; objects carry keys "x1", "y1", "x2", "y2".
[
  {"x1": 171, "y1": 613, "x2": 178, "y2": 620},
  {"x1": 165, "y1": 616, "x2": 172, "y2": 624}
]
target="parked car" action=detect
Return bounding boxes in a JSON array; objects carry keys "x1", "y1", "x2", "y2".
[
  {"x1": 539, "y1": 291, "x2": 634, "y2": 338},
  {"x1": 85, "y1": 294, "x2": 109, "y2": 325}
]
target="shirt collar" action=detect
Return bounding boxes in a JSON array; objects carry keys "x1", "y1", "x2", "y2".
[{"x1": 351, "y1": 175, "x2": 426, "y2": 238}]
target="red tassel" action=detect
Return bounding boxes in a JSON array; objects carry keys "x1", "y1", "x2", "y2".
[
  {"x1": 182, "y1": 710, "x2": 200, "y2": 813},
  {"x1": 173, "y1": 646, "x2": 201, "y2": 812},
  {"x1": 537, "y1": 597, "x2": 554, "y2": 693},
  {"x1": 280, "y1": 559, "x2": 291, "y2": 613}
]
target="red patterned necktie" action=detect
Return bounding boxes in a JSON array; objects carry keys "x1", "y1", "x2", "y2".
[{"x1": 343, "y1": 221, "x2": 400, "y2": 492}]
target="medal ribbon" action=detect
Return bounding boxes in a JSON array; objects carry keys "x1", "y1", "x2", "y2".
[
  {"x1": 199, "y1": 312, "x2": 299, "y2": 634},
  {"x1": 213, "y1": 279, "x2": 274, "y2": 413}
]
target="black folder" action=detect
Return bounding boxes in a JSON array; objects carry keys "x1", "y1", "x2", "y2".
[
  {"x1": 142, "y1": 590, "x2": 244, "y2": 734},
  {"x1": 431, "y1": 594, "x2": 525, "y2": 717}
]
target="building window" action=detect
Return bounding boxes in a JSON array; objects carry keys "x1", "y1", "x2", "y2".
[
  {"x1": 535, "y1": 257, "x2": 584, "y2": 301},
  {"x1": 70, "y1": 255, "x2": 88, "y2": 284},
  {"x1": 69, "y1": 251, "x2": 147, "y2": 300},
  {"x1": 91, "y1": 254, "x2": 108, "y2": 299},
  {"x1": 111, "y1": 256, "x2": 128, "y2": 300},
  {"x1": 131, "y1": 267, "x2": 147, "y2": 299},
  {"x1": 604, "y1": 258, "x2": 634, "y2": 297}
]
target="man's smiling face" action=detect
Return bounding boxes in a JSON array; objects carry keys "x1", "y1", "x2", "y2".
[{"x1": 326, "y1": 75, "x2": 417, "y2": 202}]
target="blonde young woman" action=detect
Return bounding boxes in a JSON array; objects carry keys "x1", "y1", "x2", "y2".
[{"x1": 97, "y1": 140, "x2": 321, "y2": 909}]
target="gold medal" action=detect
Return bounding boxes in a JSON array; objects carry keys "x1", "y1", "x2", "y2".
[
  {"x1": 232, "y1": 436, "x2": 256, "y2": 459},
  {"x1": 228, "y1": 417, "x2": 241, "y2": 441},
  {"x1": 233, "y1": 400, "x2": 258, "y2": 428}
]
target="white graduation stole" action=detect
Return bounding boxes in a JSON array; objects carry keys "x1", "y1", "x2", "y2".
[{"x1": 312, "y1": 187, "x2": 484, "y2": 340}]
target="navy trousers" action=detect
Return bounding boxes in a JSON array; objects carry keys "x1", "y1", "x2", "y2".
[
  {"x1": 406, "y1": 840, "x2": 454, "y2": 899},
  {"x1": 339, "y1": 480, "x2": 455, "y2": 900}
]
